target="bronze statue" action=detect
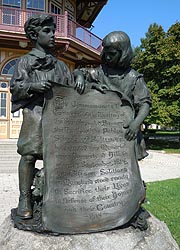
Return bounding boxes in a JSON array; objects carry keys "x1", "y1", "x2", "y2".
[
  {"x1": 10, "y1": 14, "x2": 73, "y2": 219},
  {"x1": 11, "y1": 16, "x2": 151, "y2": 234},
  {"x1": 75, "y1": 31, "x2": 151, "y2": 161}
]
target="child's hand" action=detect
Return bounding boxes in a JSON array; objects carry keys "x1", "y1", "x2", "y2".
[
  {"x1": 124, "y1": 120, "x2": 139, "y2": 141},
  {"x1": 74, "y1": 74, "x2": 85, "y2": 95},
  {"x1": 91, "y1": 82, "x2": 107, "y2": 94},
  {"x1": 30, "y1": 81, "x2": 52, "y2": 93}
]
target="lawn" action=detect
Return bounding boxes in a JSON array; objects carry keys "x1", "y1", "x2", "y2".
[{"x1": 143, "y1": 178, "x2": 180, "y2": 247}]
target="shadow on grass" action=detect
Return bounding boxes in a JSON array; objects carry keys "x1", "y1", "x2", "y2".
[{"x1": 146, "y1": 139, "x2": 179, "y2": 151}]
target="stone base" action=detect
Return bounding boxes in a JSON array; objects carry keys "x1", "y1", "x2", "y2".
[{"x1": 0, "y1": 214, "x2": 179, "y2": 250}]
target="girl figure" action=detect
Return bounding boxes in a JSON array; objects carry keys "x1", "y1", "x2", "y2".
[{"x1": 75, "y1": 31, "x2": 151, "y2": 160}]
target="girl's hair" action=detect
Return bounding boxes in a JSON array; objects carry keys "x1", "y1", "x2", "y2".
[
  {"x1": 101, "y1": 31, "x2": 133, "y2": 69},
  {"x1": 24, "y1": 14, "x2": 56, "y2": 42}
]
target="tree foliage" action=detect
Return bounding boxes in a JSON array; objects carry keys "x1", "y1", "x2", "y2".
[{"x1": 132, "y1": 23, "x2": 180, "y2": 128}]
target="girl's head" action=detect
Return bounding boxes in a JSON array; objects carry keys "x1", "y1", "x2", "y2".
[
  {"x1": 101, "y1": 31, "x2": 133, "y2": 69},
  {"x1": 24, "y1": 14, "x2": 56, "y2": 44}
]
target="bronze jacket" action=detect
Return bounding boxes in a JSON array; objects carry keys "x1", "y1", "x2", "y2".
[{"x1": 10, "y1": 48, "x2": 72, "y2": 112}]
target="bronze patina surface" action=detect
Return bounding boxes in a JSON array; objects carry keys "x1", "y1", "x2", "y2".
[
  {"x1": 10, "y1": 19, "x2": 151, "y2": 234},
  {"x1": 42, "y1": 85, "x2": 145, "y2": 233}
]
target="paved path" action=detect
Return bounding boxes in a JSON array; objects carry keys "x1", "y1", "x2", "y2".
[
  {"x1": 0, "y1": 173, "x2": 18, "y2": 226},
  {"x1": 0, "y1": 150, "x2": 179, "y2": 226},
  {"x1": 139, "y1": 150, "x2": 180, "y2": 182}
]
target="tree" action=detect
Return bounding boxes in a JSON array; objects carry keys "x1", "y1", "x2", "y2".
[{"x1": 132, "y1": 23, "x2": 180, "y2": 129}]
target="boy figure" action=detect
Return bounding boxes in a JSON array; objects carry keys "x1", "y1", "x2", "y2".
[{"x1": 10, "y1": 14, "x2": 72, "y2": 219}]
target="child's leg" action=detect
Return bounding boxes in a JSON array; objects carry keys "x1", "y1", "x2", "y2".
[{"x1": 17, "y1": 155, "x2": 36, "y2": 219}]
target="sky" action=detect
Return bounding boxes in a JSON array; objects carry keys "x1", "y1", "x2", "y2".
[{"x1": 92, "y1": 0, "x2": 180, "y2": 47}]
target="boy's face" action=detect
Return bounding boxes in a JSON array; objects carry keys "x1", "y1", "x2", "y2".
[
  {"x1": 36, "y1": 23, "x2": 55, "y2": 50},
  {"x1": 103, "y1": 47, "x2": 121, "y2": 67}
]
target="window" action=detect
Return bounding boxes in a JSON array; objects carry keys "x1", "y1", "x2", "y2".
[
  {"x1": 2, "y1": 58, "x2": 18, "y2": 75},
  {"x1": 2, "y1": 8, "x2": 16, "y2": 25},
  {"x1": 27, "y1": 0, "x2": 45, "y2": 11},
  {"x1": 0, "y1": 82, "x2": 8, "y2": 88},
  {"x1": 2, "y1": 0, "x2": 21, "y2": 8},
  {"x1": 0, "y1": 93, "x2": 7, "y2": 118},
  {"x1": 51, "y1": 3, "x2": 62, "y2": 15},
  {"x1": 65, "y1": 0, "x2": 75, "y2": 21},
  {"x1": 2, "y1": 2, "x2": 21, "y2": 25},
  {"x1": 50, "y1": 1, "x2": 62, "y2": 15}
]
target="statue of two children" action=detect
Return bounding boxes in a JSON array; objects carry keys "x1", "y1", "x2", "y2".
[{"x1": 10, "y1": 14, "x2": 151, "y2": 220}]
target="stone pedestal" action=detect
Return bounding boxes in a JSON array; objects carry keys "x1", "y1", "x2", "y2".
[{"x1": 0, "y1": 215, "x2": 178, "y2": 250}]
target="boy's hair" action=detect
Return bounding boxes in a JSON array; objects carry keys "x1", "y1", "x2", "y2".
[
  {"x1": 101, "y1": 31, "x2": 133, "y2": 69},
  {"x1": 24, "y1": 14, "x2": 56, "y2": 42}
]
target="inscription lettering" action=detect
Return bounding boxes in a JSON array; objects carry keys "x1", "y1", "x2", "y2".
[
  {"x1": 42, "y1": 88, "x2": 143, "y2": 233},
  {"x1": 51, "y1": 97, "x2": 131, "y2": 216}
]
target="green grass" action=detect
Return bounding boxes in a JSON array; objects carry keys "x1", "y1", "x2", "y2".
[
  {"x1": 143, "y1": 179, "x2": 180, "y2": 246},
  {"x1": 145, "y1": 129, "x2": 179, "y2": 136},
  {"x1": 156, "y1": 131, "x2": 179, "y2": 135}
]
